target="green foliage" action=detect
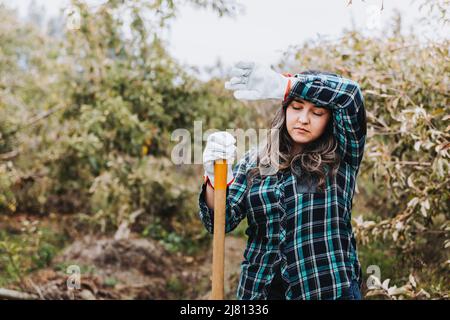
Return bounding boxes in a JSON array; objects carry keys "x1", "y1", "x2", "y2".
[
  {"x1": 0, "y1": 0, "x2": 253, "y2": 219},
  {"x1": 54, "y1": 261, "x2": 96, "y2": 275},
  {"x1": 0, "y1": 220, "x2": 68, "y2": 286},
  {"x1": 0, "y1": 0, "x2": 253, "y2": 289},
  {"x1": 104, "y1": 277, "x2": 118, "y2": 287},
  {"x1": 166, "y1": 274, "x2": 186, "y2": 298},
  {"x1": 0, "y1": 164, "x2": 17, "y2": 212}
]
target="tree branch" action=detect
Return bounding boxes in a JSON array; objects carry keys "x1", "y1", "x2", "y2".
[
  {"x1": 0, "y1": 149, "x2": 19, "y2": 161},
  {"x1": 0, "y1": 288, "x2": 38, "y2": 300}
]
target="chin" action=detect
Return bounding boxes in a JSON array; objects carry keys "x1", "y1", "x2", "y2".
[
  {"x1": 289, "y1": 130, "x2": 317, "y2": 144},
  {"x1": 293, "y1": 136, "x2": 312, "y2": 144}
]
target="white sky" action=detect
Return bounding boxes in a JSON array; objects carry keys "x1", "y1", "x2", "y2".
[{"x1": 4, "y1": 0, "x2": 449, "y2": 79}]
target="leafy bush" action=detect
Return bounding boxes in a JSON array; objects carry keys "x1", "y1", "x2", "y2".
[{"x1": 0, "y1": 219, "x2": 67, "y2": 286}]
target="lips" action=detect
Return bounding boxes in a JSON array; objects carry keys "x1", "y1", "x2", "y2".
[{"x1": 294, "y1": 127, "x2": 309, "y2": 133}]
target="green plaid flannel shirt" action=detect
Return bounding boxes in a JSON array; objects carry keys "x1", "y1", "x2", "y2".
[{"x1": 199, "y1": 72, "x2": 367, "y2": 300}]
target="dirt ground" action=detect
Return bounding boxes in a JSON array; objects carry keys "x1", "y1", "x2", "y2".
[{"x1": 14, "y1": 234, "x2": 247, "y2": 300}]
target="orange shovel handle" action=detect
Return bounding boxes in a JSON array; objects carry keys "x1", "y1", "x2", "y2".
[{"x1": 211, "y1": 159, "x2": 227, "y2": 300}]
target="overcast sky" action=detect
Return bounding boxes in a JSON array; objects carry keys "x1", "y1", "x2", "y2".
[{"x1": 5, "y1": 0, "x2": 449, "y2": 79}]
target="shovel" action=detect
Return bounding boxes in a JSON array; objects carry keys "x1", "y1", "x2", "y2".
[{"x1": 211, "y1": 159, "x2": 227, "y2": 300}]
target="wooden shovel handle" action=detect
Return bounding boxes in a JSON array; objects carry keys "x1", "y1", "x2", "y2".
[{"x1": 211, "y1": 159, "x2": 227, "y2": 300}]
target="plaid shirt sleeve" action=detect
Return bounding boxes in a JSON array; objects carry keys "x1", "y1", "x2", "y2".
[
  {"x1": 287, "y1": 73, "x2": 367, "y2": 170},
  {"x1": 198, "y1": 150, "x2": 252, "y2": 234}
]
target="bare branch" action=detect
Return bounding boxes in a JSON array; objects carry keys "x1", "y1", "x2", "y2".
[
  {"x1": 0, "y1": 288, "x2": 38, "y2": 300},
  {"x1": 21, "y1": 104, "x2": 67, "y2": 131},
  {"x1": 0, "y1": 149, "x2": 19, "y2": 161}
]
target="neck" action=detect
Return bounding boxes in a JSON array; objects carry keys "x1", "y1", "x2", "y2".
[{"x1": 292, "y1": 143, "x2": 303, "y2": 154}]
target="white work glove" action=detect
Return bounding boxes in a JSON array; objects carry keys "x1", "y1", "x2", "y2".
[
  {"x1": 224, "y1": 61, "x2": 293, "y2": 100},
  {"x1": 203, "y1": 131, "x2": 236, "y2": 189}
]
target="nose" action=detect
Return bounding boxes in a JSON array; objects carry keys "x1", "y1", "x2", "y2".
[{"x1": 297, "y1": 112, "x2": 310, "y2": 124}]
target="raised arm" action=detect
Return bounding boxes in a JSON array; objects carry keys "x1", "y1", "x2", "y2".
[{"x1": 224, "y1": 61, "x2": 367, "y2": 171}]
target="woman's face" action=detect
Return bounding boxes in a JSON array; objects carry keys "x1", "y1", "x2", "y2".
[{"x1": 286, "y1": 98, "x2": 332, "y2": 151}]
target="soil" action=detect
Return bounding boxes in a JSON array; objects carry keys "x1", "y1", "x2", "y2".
[{"x1": 15, "y1": 234, "x2": 247, "y2": 300}]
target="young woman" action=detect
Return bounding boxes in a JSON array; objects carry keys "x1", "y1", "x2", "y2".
[{"x1": 199, "y1": 61, "x2": 367, "y2": 300}]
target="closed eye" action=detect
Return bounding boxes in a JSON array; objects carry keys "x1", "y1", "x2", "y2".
[
  {"x1": 291, "y1": 98, "x2": 326, "y2": 114},
  {"x1": 292, "y1": 106, "x2": 324, "y2": 116}
]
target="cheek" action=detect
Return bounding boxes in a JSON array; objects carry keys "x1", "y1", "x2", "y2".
[
  {"x1": 312, "y1": 117, "x2": 331, "y2": 134},
  {"x1": 285, "y1": 111, "x2": 295, "y2": 129}
]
